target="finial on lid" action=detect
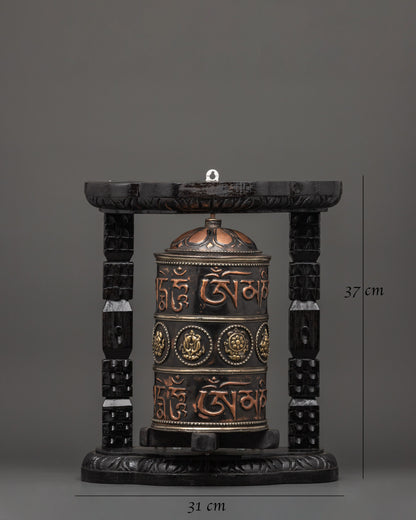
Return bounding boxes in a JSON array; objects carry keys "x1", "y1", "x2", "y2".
[{"x1": 205, "y1": 217, "x2": 221, "y2": 229}]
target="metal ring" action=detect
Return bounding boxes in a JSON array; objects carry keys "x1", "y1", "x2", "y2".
[{"x1": 205, "y1": 169, "x2": 219, "y2": 182}]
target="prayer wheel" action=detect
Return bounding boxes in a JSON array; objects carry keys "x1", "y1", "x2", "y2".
[{"x1": 149, "y1": 216, "x2": 274, "y2": 444}]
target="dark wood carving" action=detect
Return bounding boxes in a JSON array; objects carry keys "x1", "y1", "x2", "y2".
[
  {"x1": 289, "y1": 212, "x2": 320, "y2": 262},
  {"x1": 102, "y1": 359, "x2": 133, "y2": 398},
  {"x1": 103, "y1": 262, "x2": 134, "y2": 300},
  {"x1": 85, "y1": 181, "x2": 342, "y2": 214},
  {"x1": 289, "y1": 262, "x2": 320, "y2": 301},
  {"x1": 140, "y1": 427, "x2": 279, "y2": 451},
  {"x1": 289, "y1": 306, "x2": 320, "y2": 357},
  {"x1": 104, "y1": 213, "x2": 134, "y2": 261},
  {"x1": 102, "y1": 403, "x2": 133, "y2": 449},
  {"x1": 101, "y1": 212, "x2": 134, "y2": 449},
  {"x1": 289, "y1": 212, "x2": 321, "y2": 450},
  {"x1": 102, "y1": 310, "x2": 132, "y2": 358},
  {"x1": 288, "y1": 403, "x2": 320, "y2": 450},
  {"x1": 289, "y1": 359, "x2": 320, "y2": 398},
  {"x1": 81, "y1": 448, "x2": 337, "y2": 485}
]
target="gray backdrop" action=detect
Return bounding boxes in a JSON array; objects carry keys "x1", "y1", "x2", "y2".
[{"x1": 0, "y1": 1, "x2": 415, "y2": 518}]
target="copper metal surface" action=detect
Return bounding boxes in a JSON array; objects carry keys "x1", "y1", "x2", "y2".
[{"x1": 151, "y1": 218, "x2": 271, "y2": 432}]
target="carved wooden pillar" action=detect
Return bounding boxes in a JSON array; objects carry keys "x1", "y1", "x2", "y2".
[
  {"x1": 102, "y1": 213, "x2": 134, "y2": 449},
  {"x1": 288, "y1": 212, "x2": 320, "y2": 450}
]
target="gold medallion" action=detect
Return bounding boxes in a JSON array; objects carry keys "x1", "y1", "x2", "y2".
[
  {"x1": 152, "y1": 322, "x2": 170, "y2": 364},
  {"x1": 256, "y1": 323, "x2": 270, "y2": 363},
  {"x1": 174, "y1": 325, "x2": 213, "y2": 366},
  {"x1": 180, "y1": 329, "x2": 205, "y2": 361},
  {"x1": 217, "y1": 325, "x2": 253, "y2": 366}
]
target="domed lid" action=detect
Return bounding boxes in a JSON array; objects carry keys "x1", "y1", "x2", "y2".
[{"x1": 166, "y1": 217, "x2": 261, "y2": 254}]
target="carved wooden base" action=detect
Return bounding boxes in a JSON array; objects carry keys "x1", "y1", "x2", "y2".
[{"x1": 81, "y1": 447, "x2": 338, "y2": 485}]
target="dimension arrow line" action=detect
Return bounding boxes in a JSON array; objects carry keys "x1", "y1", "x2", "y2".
[
  {"x1": 361, "y1": 174, "x2": 365, "y2": 480},
  {"x1": 74, "y1": 494, "x2": 345, "y2": 498}
]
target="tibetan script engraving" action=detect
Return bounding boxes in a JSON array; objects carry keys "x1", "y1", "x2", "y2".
[
  {"x1": 192, "y1": 377, "x2": 267, "y2": 421},
  {"x1": 200, "y1": 268, "x2": 269, "y2": 309},
  {"x1": 156, "y1": 267, "x2": 190, "y2": 313},
  {"x1": 153, "y1": 375, "x2": 187, "y2": 421}
]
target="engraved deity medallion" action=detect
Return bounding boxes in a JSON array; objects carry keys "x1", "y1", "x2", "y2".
[
  {"x1": 153, "y1": 330, "x2": 165, "y2": 357},
  {"x1": 256, "y1": 323, "x2": 270, "y2": 363},
  {"x1": 152, "y1": 322, "x2": 170, "y2": 364},
  {"x1": 180, "y1": 329, "x2": 205, "y2": 361},
  {"x1": 174, "y1": 325, "x2": 213, "y2": 366}
]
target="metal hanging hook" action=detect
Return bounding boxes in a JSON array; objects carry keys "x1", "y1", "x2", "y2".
[{"x1": 205, "y1": 169, "x2": 220, "y2": 183}]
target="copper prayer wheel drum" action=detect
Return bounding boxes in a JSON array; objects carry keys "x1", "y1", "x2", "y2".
[{"x1": 151, "y1": 217, "x2": 271, "y2": 433}]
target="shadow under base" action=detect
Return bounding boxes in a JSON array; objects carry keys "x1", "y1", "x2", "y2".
[{"x1": 81, "y1": 447, "x2": 338, "y2": 486}]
